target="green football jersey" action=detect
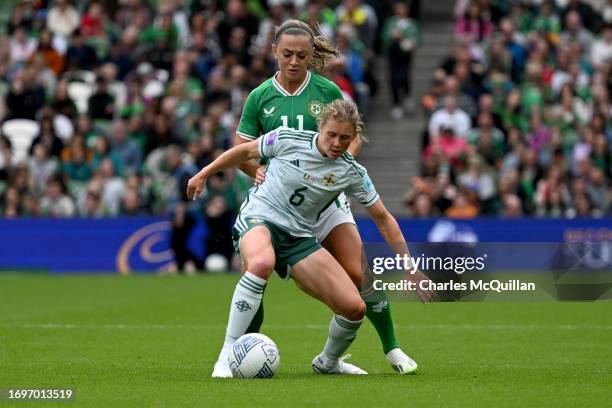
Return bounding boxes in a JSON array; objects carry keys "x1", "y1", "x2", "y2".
[
  {"x1": 235, "y1": 127, "x2": 379, "y2": 238},
  {"x1": 236, "y1": 70, "x2": 344, "y2": 139}
]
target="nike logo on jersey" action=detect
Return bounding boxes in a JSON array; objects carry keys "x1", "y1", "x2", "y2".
[{"x1": 263, "y1": 106, "x2": 276, "y2": 116}]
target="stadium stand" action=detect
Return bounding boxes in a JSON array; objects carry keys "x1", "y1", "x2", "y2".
[{"x1": 406, "y1": 0, "x2": 612, "y2": 218}]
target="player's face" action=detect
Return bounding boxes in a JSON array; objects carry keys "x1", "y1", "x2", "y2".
[
  {"x1": 272, "y1": 34, "x2": 313, "y2": 82},
  {"x1": 318, "y1": 119, "x2": 356, "y2": 159}
]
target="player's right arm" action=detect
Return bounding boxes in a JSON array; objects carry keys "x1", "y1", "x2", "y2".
[
  {"x1": 188, "y1": 129, "x2": 284, "y2": 199},
  {"x1": 234, "y1": 134, "x2": 265, "y2": 182},
  {"x1": 188, "y1": 140, "x2": 262, "y2": 200}
]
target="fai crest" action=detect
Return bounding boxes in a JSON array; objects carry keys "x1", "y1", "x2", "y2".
[{"x1": 308, "y1": 100, "x2": 323, "y2": 117}]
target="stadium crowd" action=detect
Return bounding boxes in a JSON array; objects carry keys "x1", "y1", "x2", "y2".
[
  {"x1": 405, "y1": 0, "x2": 612, "y2": 218},
  {"x1": 0, "y1": 0, "x2": 395, "y2": 225}
]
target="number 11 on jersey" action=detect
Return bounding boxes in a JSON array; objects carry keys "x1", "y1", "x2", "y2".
[{"x1": 281, "y1": 115, "x2": 304, "y2": 131}]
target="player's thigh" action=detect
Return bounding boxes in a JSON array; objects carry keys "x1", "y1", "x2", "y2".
[
  {"x1": 291, "y1": 249, "x2": 365, "y2": 320},
  {"x1": 239, "y1": 226, "x2": 276, "y2": 280},
  {"x1": 322, "y1": 222, "x2": 365, "y2": 288}
]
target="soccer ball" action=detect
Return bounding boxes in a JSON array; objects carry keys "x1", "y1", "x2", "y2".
[
  {"x1": 205, "y1": 254, "x2": 228, "y2": 273},
  {"x1": 228, "y1": 333, "x2": 280, "y2": 378}
]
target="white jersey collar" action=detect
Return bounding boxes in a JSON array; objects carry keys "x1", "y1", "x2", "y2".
[{"x1": 272, "y1": 70, "x2": 311, "y2": 96}]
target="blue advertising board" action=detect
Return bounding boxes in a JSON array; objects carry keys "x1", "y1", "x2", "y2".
[{"x1": 0, "y1": 217, "x2": 610, "y2": 273}]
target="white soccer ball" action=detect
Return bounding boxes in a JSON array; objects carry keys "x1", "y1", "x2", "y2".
[
  {"x1": 205, "y1": 254, "x2": 228, "y2": 273},
  {"x1": 228, "y1": 333, "x2": 280, "y2": 378}
]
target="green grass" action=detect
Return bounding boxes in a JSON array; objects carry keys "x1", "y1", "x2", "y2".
[{"x1": 0, "y1": 274, "x2": 611, "y2": 407}]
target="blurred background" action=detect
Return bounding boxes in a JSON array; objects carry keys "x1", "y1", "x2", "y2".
[{"x1": 0, "y1": 0, "x2": 610, "y2": 274}]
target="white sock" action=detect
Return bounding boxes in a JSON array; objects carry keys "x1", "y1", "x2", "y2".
[
  {"x1": 321, "y1": 314, "x2": 363, "y2": 366},
  {"x1": 221, "y1": 272, "x2": 266, "y2": 352}
]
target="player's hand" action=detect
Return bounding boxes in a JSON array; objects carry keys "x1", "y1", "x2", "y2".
[
  {"x1": 405, "y1": 270, "x2": 436, "y2": 304},
  {"x1": 187, "y1": 174, "x2": 206, "y2": 200},
  {"x1": 254, "y1": 166, "x2": 266, "y2": 186}
]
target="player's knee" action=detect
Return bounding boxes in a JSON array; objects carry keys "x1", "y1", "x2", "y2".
[
  {"x1": 341, "y1": 298, "x2": 366, "y2": 321},
  {"x1": 246, "y1": 256, "x2": 274, "y2": 278}
]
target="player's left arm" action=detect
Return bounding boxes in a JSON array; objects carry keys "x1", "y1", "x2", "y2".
[
  {"x1": 366, "y1": 200, "x2": 435, "y2": 304},
  {"x1": 347, "y1": 135, "x2": 362, "y2": 158}
]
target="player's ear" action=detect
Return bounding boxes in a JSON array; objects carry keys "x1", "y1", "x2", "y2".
[{"x1": 271, "y1": 43, "x2": 277, "y2": 58}]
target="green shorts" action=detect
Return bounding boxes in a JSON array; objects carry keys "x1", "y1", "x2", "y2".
[{"x1": 232, "y1": 218, "x2": 321, "y2": 280}]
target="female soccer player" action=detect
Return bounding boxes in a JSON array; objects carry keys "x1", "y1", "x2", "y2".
[
  {"x1": 187, "y1": 100, "x2": 433, "y2": 377},
  {"x1": 233, "y1": 19, "x2": 415, "y2": 374}
]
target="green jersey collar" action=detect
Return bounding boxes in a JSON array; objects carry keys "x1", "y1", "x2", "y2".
[{"x1": 272, "y1": 70, "x2": 311, "y2": 96}]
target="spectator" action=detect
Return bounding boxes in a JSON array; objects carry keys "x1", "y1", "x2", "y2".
[
  {"x1": 457, "y1": 155, "x2": 497, "y2": 213},
  {"x1": 560, "y1": 11, "x2": 593, "y2": 57},
  {"x1": 78, "y1": 179, "x2": 106, "y2": 217},
  {"x1": 216, "y1": 0, "x2": 259, "y2": 52},
  {"x1": 88, "y1": 76, "x2": 115, "y2": 121},
  {"x1": 428, "y1": 96, "x2": 472, "y2": 141},
  {"x1": 409, "y1": 193, "x2": 434, "y2": 218},
  {"x1": 81, "y1": 2, "x2": 107, "y2": 38},
  {"x1": 91, "y1": 135, "x2": 123, "y2": 175},
  {"x1": 204, "y1": 194, "x2": 235, "y2": 265},
  {"x1": 121, "y1": 187, "x2": 147, "y2": 216},
  {"x1": 165, "y1": 144, "x2": 197, "y2": 203},
  {"x1": 52, "y1": 80, "x2": 79, "y2": 120},
  {"x1": 170, "y1": 201, "x2": 200, "y2": 271},
  {"x1": 382, "y1": 1, "x2": 420, "y2": 119},
  {"x1": 97, "y1": 158, "x2": 127, "y2": 216},
  {"x1": 424, "y1": 124, "x2": 471, "y2": 166},
  {"x1": 29, "y1": 144, "x2": 58, "y2": 194},
  {"x1": 9, "y1": 25, "x2": 37, "y2": 65},
  {"x1": 114, "y1": 0, "x2": 153, "y2": 30},
  {"x1": 586, "y1": 167, "x2": 610, "y2": 213},
  {"x1": 445, "y1": 191, "x2": 479, "y2": 218},
  {"x1": 455, "y1": 1, "x2": 494, "y2": 44},
  {"x1": 336, "y1": 23, "x2": 370, "y2": 116},
  {"x1": 335, "y1": 0, "x2": 378, "y2": 50},
  {"x1": 47, "y1": 0, "x2": 80, "y2": 40},
  {"x1": 591, "y1": 23, "x2": 612, "y2": 69},
  {"x1": 502, "y1": 194, "x2": 523, "y2": 218},
  {"x1": 63, "y1": 140, "x2": 93, "y2": 182},
  {"x1": 561, "y1": 0, "x2": 598, "y2": 32},
  {"x1": 109, "y1": 120, "x2": 142, "y2": 174},
  {"x1": 40, "y1": 174, "x2": 76, "y2": 217},
  {"x1": 29, "y1": 115, "x2": 64, "y2": 159},
  {"x1": 65, "y1": 29, "x2": 98, "y2": 71},
  {"x1": 5, "y1": 70, "x2": 45, "y2": 120},
  {"x1": 29, "y1": 30, "x2": 64, "y2": 76},
  {"x1": 499, "y1": 18, "x2": 527, "y2": 83}
]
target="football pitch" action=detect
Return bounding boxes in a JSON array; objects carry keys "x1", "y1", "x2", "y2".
[{"x1": 1, "y1": 274, "x2": 610, "y2": 407}]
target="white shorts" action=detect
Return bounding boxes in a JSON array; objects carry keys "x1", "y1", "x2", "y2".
[{"x1": 312, "y1": 192, "x2": 356, "y2": 243}]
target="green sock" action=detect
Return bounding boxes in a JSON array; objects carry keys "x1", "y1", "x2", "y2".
[
  {"x1": 245, "y1": 300, "x2": 264, "y2": 333},
  {"x1": 363, "y1": 289, "x2": 399, "y2": 354}
]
